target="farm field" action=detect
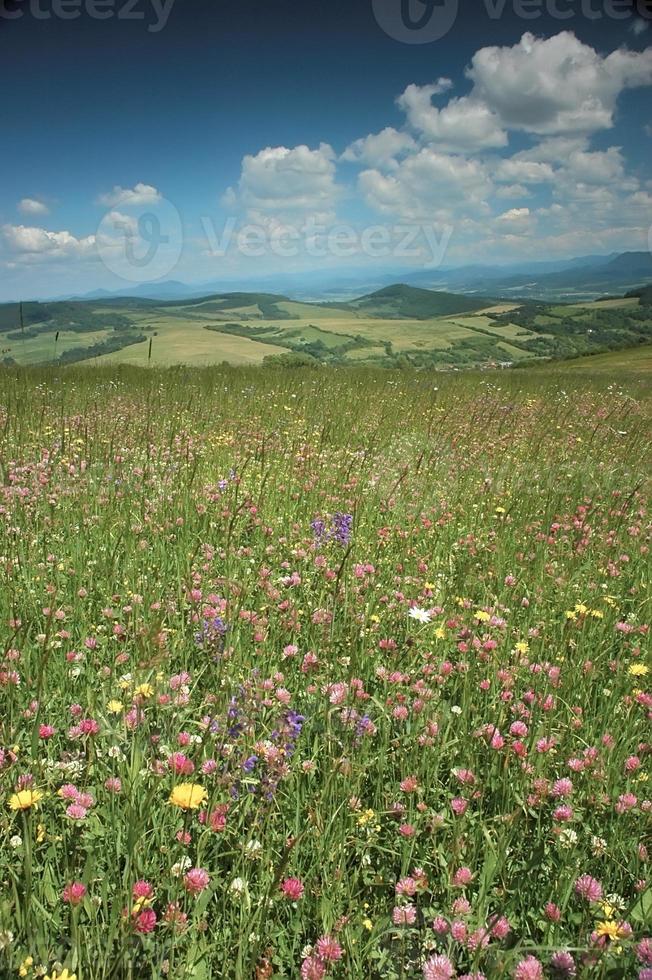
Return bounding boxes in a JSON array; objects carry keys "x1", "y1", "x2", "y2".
[
  {"x1": 1, "y1": 287, "x2": 651, "y2": 370},
  {"x1": 0, "y1": 364, "x2": 650, "y2": 979}
]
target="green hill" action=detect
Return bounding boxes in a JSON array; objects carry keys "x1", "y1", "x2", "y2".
[{"x1": 346, "y1": 284, "x2": 492, "y2": 319}]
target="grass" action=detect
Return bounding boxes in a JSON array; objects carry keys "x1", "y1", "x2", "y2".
[
  {"x1": 556, "y1": 344, "x2": 652, "y2": 374},
  {"x1": 1, "y1": 291, "x2": 651, "y2": 370},
  {"x1": 0, "y1": 363, "x2": 650, "y2": 980}
]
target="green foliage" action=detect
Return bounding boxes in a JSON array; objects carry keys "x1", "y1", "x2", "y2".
[{"x1": 0, "y1": 366, "x2": 649, "y2": 979}]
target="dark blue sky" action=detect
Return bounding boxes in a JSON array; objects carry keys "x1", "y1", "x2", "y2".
[{"x1": 1, "y1": 0, "x2": 651, "y2": 298}]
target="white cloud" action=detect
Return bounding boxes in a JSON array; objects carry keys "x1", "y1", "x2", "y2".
[
  {"x1": 18, "y1": 198, "x2": 49, "y2": 216},
  {"x1": 358, "y1": 148, "x2": 492, "y2": 222},
  {"x1": 513, "y1": 137, "x2": 590, "y2": 164},
  {"x1": 397, "y1": 86, "x2": 507, "y2": 151},
  {"x1": 495, "y1": 183, "x2": 530, "y2": 199},
  {"x1": 341, "y1": 127, "x2": 416, "y2": 169},
  {"x1": 97, "y1": 182, "x2": 162, "y2": 208},
  {"x1": 226, "y1": 144, "x2": 338, "y2": 218},
  {"x1": 495, "y1": 207, "x2": 536, "y2": 235},
  {"x1": 561, "y1": 147, "x2": 633, "y2": 186},
  {"x1": 494, "y1": 158, "x2": 554, "y2": 184},
  {"x1": 2, "y1": 223, "x2": 95, "y2": 259},
  {"x1": 631, "y1": 19, "x2": 649, "y2": 36},
  {"x1": 466, "y1": 31, "x2": 652, "y2": 136}
]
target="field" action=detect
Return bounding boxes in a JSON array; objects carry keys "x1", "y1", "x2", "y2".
[
  {"x1": 1, "y1": 287, "x2": 651, "y2": 371},
  {"x1": 0, "y1": 364, "x2": 650, "y2": 980}
]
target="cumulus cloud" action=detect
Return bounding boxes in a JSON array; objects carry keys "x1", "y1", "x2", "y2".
[
  {"x1": 2, "y1": 223, "x2": 95, "y2": 259},
  {"x1": 358, "y1": 148, "x2": 492, "y2": 222},
  {"x1": 466, "y1": 31, "x2": 652, "y2": 136},
  {"x1": 97, "y1": 182, "x2": 162, "y2": 208},
  {"x1": 18, "y1": 198, "x2": 49, "y2": 216},
  {"x1": 493, "y1": 158, "x2": 555, "y2": 184},
  {"x1": 225, "y1": 144, "x2": 339, "y2": 218},
  {"x1": 494, "y1": 207, "x2": 536, "y2": 235},
  {"x1": 397, "y1": 87, "x2": 507, "y2": 151},
  {"x1": 341, "y1": 128, "x2": 416, "y2": 169}
]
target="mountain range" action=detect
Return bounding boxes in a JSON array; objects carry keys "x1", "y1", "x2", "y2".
[{"x1": 46, "y1": 251, "x2": 652, "y2": 306}]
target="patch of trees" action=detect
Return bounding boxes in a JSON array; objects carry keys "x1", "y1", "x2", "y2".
[{"x1": 55, "y1": 332, "x2": 146, "y2": 365}]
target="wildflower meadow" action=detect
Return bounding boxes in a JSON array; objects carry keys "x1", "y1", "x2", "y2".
[{"x1": 0, "y1": 365, "x2": 650, "y2": 980}]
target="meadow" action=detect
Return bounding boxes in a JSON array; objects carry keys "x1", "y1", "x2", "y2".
[
  {"x1": 1, "y1": 288, "x2": 651, "y2": 371},
  {"x1": 0, "y1": 363, "x2": 650, "y2": 980}
]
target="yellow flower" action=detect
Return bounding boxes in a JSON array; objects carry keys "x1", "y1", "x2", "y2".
[
  {"x1": 133, "y1": 683, "x2": 154, "y2": 699},
  {"x1": 515, "y1": 641, "x2": 529, "y2": 654},
  {"x1": 36, "y1": 823, "x2": 46, "y2": 843},
  {"x1": 362, "y1": 917, "x2": 373, "y2": 931},
  {"x1": 474, "y1": 610, "x2": 490, "y2": 623},
  {"x1": 495, "y1": 506, "x2": 506, "y2": 514},
  {"x1": 19, "y1": 957, "x2": 33, "y2": 977},
  {"x1": 9, "y1": 789, "x2": 44, "y2": 812},
  {"x1": 106, "y1": 699, "x2": 123, "y2": 714},
  {"x1": 44, "y1": 970, "x2": 77, "y2": 980},
  {"x1": 575, "y1": 603, "x2": 588, "y2": 615},
  {"x1": 629, "y1": 663, "x2": 648, "y2": 677},
  {"x1": 434, "y1": 627, "x2": 446, "y2": 640},
  {"x1": 565, "y1": 610, "x2": 577, "y2": 621},
  {"x1": 168, "y1": 783, "x2": 207, "y2": 810},
  {"x1": 357, "y1": 808, "x2": 375, "y2": 827},
  {"x1": 595, "y1": 920, "x2": 627, "y2": 941}
]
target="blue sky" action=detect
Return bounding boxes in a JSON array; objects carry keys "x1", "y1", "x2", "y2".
[{"x1": 1, "y1": 0, "x2": 651, "y2": 299}]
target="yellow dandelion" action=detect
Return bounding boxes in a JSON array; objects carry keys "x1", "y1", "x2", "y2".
[
  {"x1": 106, "y1": 699, "x2": 123, "y2": 714},
  {"x1": 434, "y1": 627, "x2": 446, "y2": 640},
  {"x1": 474, "y1": 610, "x2": 490, "y2": 623},
  {"x1": 168, "y1": 783, "x2": 207, "y2": 810},
  {"x1": 45, "y1": 970, "x2": 77, "y2": 980},
  {"x1": 629, "y1": 663, "x2": 648, "y2": 677},
  {"x1": 595, "y1": 920, "x2": 627, "y2": 941},
  {"x1": 9, "y1": 789, "x2": 44, "y2": 812},
  {"x1": 515, "y1": 641, "x2": 529, "y2": 654},
  {"x1": 589, "y1": 609, "x2": 604, "y2": 619},
  {"x1": 362, "y1": 918, "x2": 373, "y2": 931},
  {"x1": 133, "y1": 683, "x2": 154, "y2": 699}
]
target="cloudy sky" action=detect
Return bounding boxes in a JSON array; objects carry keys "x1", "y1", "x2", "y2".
[{"x1": 1, "y1": 0, "x2": 651, "y2": 299}]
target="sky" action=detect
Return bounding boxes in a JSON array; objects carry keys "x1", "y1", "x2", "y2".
[{"x1": 1, "y1": 0, "x2": 652, "y2": 299}]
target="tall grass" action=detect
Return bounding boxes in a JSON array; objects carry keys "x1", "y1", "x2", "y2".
[{"x1": 0, "y1": 365, "x2": 650, "y2": 979}]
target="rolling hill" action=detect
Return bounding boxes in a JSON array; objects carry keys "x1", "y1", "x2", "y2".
[
  {"x1": 0, "y1": 284, "x2": 651, "y2": 371},
  {"x1": 339, "y1": 284, "x2": 492, "y2": 319}
]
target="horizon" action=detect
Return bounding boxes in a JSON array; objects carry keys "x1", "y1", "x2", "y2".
[{"x1": 1, "y1": 1, "x2": 652, "y2": 302}]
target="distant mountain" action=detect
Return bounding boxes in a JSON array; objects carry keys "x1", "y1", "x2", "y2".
[
  {"x1": 604, "y1": 252, "x2": 652, "y2": 276},
  {"x1": 34, "y1": 250, "x2": 651, "y2": 307},
  {"x1": 626, "y1": 284, "x2": 652, "y2": 304},
  {"x1": 344, "y1": 284, "x2": 492, "y2": 318}
]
